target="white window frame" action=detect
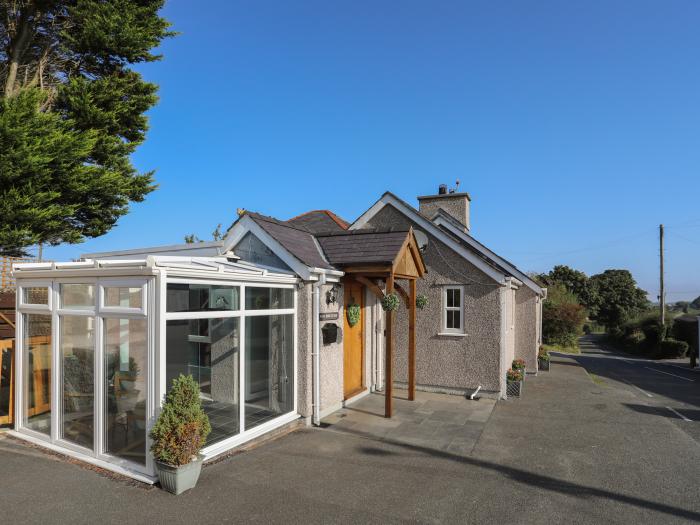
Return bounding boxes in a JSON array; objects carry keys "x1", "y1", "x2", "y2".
[
  {"x1": 441, "y1": 285, "x2": 465, "y2": 335},
  {"x1": 162, "y1": 278, "x2": 298, "y2": 460},
  {"x1": 15, "y1": 277, "x2": 154, "y2": 478}
]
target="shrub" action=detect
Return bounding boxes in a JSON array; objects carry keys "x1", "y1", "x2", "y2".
[
  {"x1": 542, "y1": 301, "x2": 587, "y2": 347},
  {"x1": 640, "y1": 318, "x2": 668, "y2": 346},
  {"x1": 538, "y1": 346, "x2": 550, "y2": 361},
  {"x1": 512, "y1": 358, "x2": 526, "y2": 371},
  {"x1": 416, "y1": 294, "x2": 429, "y2": 310},
  {"x1": 655, "y1": 339, "x2": 689, "y2": 359},
  {"x1": 150, "y1": 374, "x2": 211, "y2": 467},
  {"x1": 506, "y1": 368, "x2": 523, "y2": 382}
]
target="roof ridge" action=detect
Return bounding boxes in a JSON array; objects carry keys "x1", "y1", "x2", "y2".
[
  {"x1": 247, "y1": 211, "x2": 314, "y2": 234},
  {"x1": 288, "y1": 209, "x2": 350, "y2": 230}
]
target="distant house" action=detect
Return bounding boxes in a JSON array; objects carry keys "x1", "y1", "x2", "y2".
[{"x1": 10, "y1": 185, "x2": 543, "y2": 483}]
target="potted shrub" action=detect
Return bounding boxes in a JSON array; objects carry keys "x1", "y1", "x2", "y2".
[
  {"x1": 506, "y1": 368, "x2": 523, "y2": 398},
  {"x1": 512, "y1": 358, "x2": 526, "y2": 379},
  {"x1": 538, "y1": 346, "x2": 550, "y2": 371},
  {"x1": 150, "y1": 374, "x2": 211, "y2": 494}
]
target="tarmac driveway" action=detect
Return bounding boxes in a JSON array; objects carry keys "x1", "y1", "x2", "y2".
[{"x1": 2, "y1": 342, "x2": 700, "y2": 524}]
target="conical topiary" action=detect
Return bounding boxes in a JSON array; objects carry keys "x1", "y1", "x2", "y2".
[{"x1": 150, "y1": 374, "x2": 211, "y2": 466}]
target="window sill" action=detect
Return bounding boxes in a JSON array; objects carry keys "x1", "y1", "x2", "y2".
[{"x1": 438, "y1": 332, "x2": 468, "y2": 337}]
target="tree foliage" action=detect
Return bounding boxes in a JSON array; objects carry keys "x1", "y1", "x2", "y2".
[
  {"x1": 589, "y1": 269, "x2": 649, "y2": 331},
  {"x1": 538, "y1": 265, "x2": 599, "y2": 316},
  {"x1": 0, "y1": 0, "x2": 173, "y2": 256},
  {"x1": 542, "y1": 283, "x2": 587, "y2": 347}
]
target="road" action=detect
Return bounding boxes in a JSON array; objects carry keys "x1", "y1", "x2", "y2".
[
  {"x1": 1, "y1": 334, "x2": 699, "y2": 523},
  {"x1": 571, "y1": 334, "x2": 700, "y2": 444}
]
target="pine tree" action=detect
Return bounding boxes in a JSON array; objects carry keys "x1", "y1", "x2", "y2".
[{"x1": 0, "y1": 0, "x2": 174, "y2": 255}]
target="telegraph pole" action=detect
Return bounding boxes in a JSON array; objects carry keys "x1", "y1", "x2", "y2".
[{"x1": 659, "y1": 224, "x2": 665, "y2": 326}]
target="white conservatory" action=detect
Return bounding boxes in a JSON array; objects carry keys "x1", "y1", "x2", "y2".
[{"x1": 12, "y1": 255, "x2": 298, "y2": 482}]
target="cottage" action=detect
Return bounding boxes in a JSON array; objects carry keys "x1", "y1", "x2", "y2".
[{"x1": 10, "y1": 186, "x2": 543, "y2": 482}]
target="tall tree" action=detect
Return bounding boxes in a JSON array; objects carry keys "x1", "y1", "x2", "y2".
[
  {"x1": 589, "y1": 269, "x2": 649, "y2": 331},
  {"x1": 0, "y1": 0, "x2": 173, "y2": 256},
  {"x1": 538, "y1": 264, "x2": 599, "y2": 316}
]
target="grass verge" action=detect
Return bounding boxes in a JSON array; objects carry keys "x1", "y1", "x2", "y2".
[{"x1": 542, "y1": 343, "x2": 580, "y2": 355}]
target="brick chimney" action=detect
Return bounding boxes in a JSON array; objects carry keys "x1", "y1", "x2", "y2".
[{"x1": 418, "y1": 185, "x2": 471, "y2": 231}]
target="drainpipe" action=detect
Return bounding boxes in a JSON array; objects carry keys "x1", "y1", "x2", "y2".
[{"x1": 312, "y1": 274, "x2": 326, "y2": 426}]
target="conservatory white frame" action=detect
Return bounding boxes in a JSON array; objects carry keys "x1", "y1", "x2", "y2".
[{"x1": 12, "y1": 257, "x2": 299, "y2": 483}]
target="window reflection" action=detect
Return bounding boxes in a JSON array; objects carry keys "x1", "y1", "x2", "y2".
[
  {"x1": 105, "y1": 318, "x2": 147, "y2": 465},
  {"x1": 245, "y1": 314, "x2": 294, "y2": 430},
  {"x1": 61, "y1": 316, "x2": 95, "y2": 449}
]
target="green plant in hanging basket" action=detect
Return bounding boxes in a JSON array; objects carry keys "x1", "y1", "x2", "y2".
[
  {"x1": 346, "y1": 303, "x2": 361, "y2": 327},
  {"x1": 416, "y1": 294, "x2": 429, "y2": 310},
  {"x1": 381, "y1": 293, "x2": 400, "y2": 312}
]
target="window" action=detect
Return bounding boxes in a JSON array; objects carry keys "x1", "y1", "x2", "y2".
[
  {"x1": 167, "y1": 283, "x2": 240, "y2": 312},
  {"x1": 104, "y1": 318, "x2": 148, "y2": 464},
  {"x1": 245, "y1": 287, "x2": 293, "y2": 310},
  {"x1": 23, "y1": 314, "x2": 52, "y2": 435},
  {"x1": 166, "y1": 317, "x2": 240, "y2": 445},
  {"x1": 442, "y1": 286, "x2": 464, "y2": 334},
  {"x1": 22, "y1": 287, "x2": 49, "y2": 306},
  {"x1": 104, "y1": 287, "x2": 143, "y2": 309},
  {"x1": 244, "y1": 314, "x2": 294, "y2": 430},
  {"x1": 60, "y1": 284, "x2": 95, "y2": 309}
]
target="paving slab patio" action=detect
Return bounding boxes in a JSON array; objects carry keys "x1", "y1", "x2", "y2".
[{"x1": 322, "y1": 389, "x2": 497, "y2": 455}]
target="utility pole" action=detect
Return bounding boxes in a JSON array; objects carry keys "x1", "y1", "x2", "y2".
[{"x1": 659, "y1": 224, "x2": 665, "y2": 326}]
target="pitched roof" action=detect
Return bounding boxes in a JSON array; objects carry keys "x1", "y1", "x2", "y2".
[
  {"x1": 351, "y1": 191, "x2": 545, "y2": 295},
  {"x1": 245, "y1": 212, "x2": 334, "y2": 270},
  {"x1": 287, "y1": 210, "x2": 349, "y2": 233},
  {"x1": 316, "y1": 230, "x2": 410, "y2": 266}
]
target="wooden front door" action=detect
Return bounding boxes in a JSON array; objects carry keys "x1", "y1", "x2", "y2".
[{"x1": 343, "y1": 278, "x2": 364, "y2": 399}]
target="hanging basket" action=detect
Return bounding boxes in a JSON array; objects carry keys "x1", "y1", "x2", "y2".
[
  {"x1": 416, "y1": 294, "x2": 429, "y2": 310},
  {"x1": 346, "y1": 303, "x2": 361, "y2": 327},
  {"x1": 381, "y1": 293, "x2": 400, "y2": 312}
]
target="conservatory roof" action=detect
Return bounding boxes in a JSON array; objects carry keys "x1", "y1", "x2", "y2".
[{"x1": 13, "y1": 256, "x2": 297, "y2": 283}]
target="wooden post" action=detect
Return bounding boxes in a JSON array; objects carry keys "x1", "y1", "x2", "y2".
[
  {"x1": 408, "y1": 279, "x2": 416, "y2": 401},
  {"x1": 385, "y1": 273, "x2": 394, "y2": 418}
]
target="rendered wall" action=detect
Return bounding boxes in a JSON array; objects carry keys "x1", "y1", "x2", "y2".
[
  {"x1": 362, "y1": 204, "x2": 503, "y2": 394},
  {"x1": 514, "y1": 286, "x2": 539, "y2": 372}
]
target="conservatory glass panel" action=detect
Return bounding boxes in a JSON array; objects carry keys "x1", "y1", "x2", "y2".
[
  {"x1": 166, "y1": 317, "x2": 240, "y2": 445},
  {"x1": 245, "y1": 287, "x2": 293, "y2": 310},
  {"x1": 104, "y1": 287, "x2": 142, "y2": 309},
  {"x1": 244, "y1": 314, "x2": 294, "y2": 430},
  {"x1": 166, "y1": 283, "x2": 240, "y2": 312},
  {"x1": 61, "y1": 284, "x2": 95, "y2": 309},
  {"x1": 22, "y1": 287, "x2": 49, "y2": 305},
  {"x1": 60, "y1": 316, "x2": 95, "y2": 449},
  {"x1": 23, "y1": 314, "x2": 52, "y2": 435},
  {"x1": 105, "y1": 318, "x2": 147, "y2": 465}
]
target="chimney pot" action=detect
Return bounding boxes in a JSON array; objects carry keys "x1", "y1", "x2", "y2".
[{"x1": 438, "y1": 184, "x2": 447, "y2": 195}]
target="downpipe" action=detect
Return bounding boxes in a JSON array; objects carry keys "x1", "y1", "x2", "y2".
[{"x1": 311, "y1": 274, "x2": 326, "y2": 426}]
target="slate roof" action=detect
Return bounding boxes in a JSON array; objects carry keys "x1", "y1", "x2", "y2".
[
  {"x1": 287, "y1": 210, "x2": 349, "y2": 233},
  {"x1": 316, "y1": 230, "x2": 410, "y2": 267},
  {"x1": 245, "y1": 212, "x2": 334, "y2": 270}
]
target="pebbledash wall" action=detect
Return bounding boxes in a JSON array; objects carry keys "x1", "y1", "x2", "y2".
[
  {"x1": 359, "y1": 204, "x2": 503, "y2": 395},
  {"x1": 295, "y1": 281, "x2": 346, "y2": 421},
  {"x1": 514, "y1": 286, "x2": 539, "y2": 372}
]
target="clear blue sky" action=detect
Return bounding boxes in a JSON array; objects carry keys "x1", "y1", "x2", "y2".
[{"x1": 43, "y1": 0, "x2": 700, "y2": 301}]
